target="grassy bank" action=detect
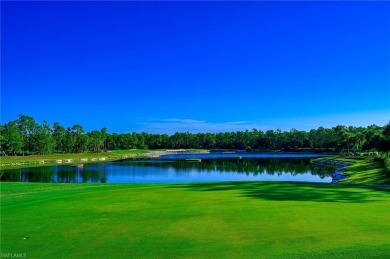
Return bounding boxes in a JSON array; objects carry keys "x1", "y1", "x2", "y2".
[
  {"x1": 0, "y1": 149, "x2": 211, "y2": 170},
  {"x1": 0, "y1": 150, "x2": 151, "y2": 170},
  {"x1": 1, "y1": 181, "x2": 389, "y2": 258},
  {"x1": 312, "y1": 156, "x2": 390, "y2": 184}
]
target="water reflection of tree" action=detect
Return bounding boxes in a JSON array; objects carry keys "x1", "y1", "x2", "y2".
[
  {"x1": 22, "y1": 167, "x2": 54, "y2": 182},
  {"x1": 0, "y1": 169, "x2": 22, "y2": 182},
  {"x1": 1, "y1": 167, "x2": 54, "y2": 182},
  {"x1": 83, "y1": 169, "x2": 107, "y2": 183},
  {"x1": 55, "y1": 167, "x2": 106, "y2": 183},
  {"x1": 1, "y1": 165, "x2": 108, "y2": 183},
  {"x1": 130, "y1": 158, "x2": 334, "y2": 178},
  {"x1": 56, "y1": 168, "x2": 80, "y2": 183}
]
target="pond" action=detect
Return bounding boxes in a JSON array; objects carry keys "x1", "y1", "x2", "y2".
[{"x1": 0, "y1": 153, "x2": 335, "y2": 183}]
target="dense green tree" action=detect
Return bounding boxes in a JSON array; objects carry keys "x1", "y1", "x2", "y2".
[
  {"x1": 309, "y1": 127, "x2": 334, "y2": 149},
  {"x1": 354, "y1": 131, "x2": 366, "y2": 152},
  {"x1": 363, "y1": 125, "x2": 382, "y2": 151},
  {"x1": 32, "y1": 121, "x2": 55, "y2": 155},
  {"x1": 52, "y1": 122, "x2": 67, "y2": 153},
  {"x1": 378, "y1": 122, "x2": 390, "y2": 156},
  {"x1": 285, "y1": 129, "x2": 307, "y2": 149},
  {"x1": 106, "y1": 133, "x2": 117, "y2": 150},
  {"x1": 1, "y1": 121, "x2": 23, "y2": 155},
  {"x1": 215, "y1": 132, "x2": 234, "y2": 149},
  {"x1": 63, "y1": 127, "x2": 76, "y2": 153},
  {"x1": 383, "y1": 122, "x2": 390, "y2": 140},
  {"x1": 334, "y1": 125, "x2": 349, "y2": 154},
  {"x1": 72, "y1": 125, "x2": 88, "y2": 153},
  {"x1": 266, "y1": 130, "x2": 278, "y2": 149},
  {"x1": 197, "y1": 133, "x2": 216, "y2": 149},
  {"x1": 101, "y1": 128, "x2": 108, "y2": 151},
  {"x1": 88, "y1": 130, "x2": 106, "y2": 153},
  {"x1": 250, "y1": 129, "x2": 267, "y2": 149},
  {"x1": 0, "y1": 124, "x2": 6, "y2": 155},
  {"x1": 17, "y1": 115, "x2": 38, "y2": 155}
]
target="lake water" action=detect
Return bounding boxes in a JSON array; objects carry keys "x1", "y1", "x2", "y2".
[{"x1": 0, "y1": 153, "x2": 334, "y2": 183}]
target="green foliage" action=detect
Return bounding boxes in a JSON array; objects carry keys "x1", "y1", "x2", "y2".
[
  {"x1": 16, "y1": 114, "x2": 38, "y2": 155},
  {"x1": 52, "y1": 122, "x2": 67, "y2": 152},
  {"x1": 0, "y1": 121, "x2": 23, "y2": 155},
  {"x1": 385, "y1": 158, "x2": 390, "y2": 174},
  {"x1": 31, "y1": 121, "x2": 55, "y2": 155},
  {"x1": 1, "y1": 115, "x2": 389, "y2": 156}
]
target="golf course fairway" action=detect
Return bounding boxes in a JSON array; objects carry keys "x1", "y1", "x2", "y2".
[{"x1": 1, "y1": 181, "x2": 389, "y2": 258}]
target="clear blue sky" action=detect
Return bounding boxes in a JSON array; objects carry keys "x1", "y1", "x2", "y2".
[{"x1": 2, "y1": 1, "x2": 389, "y2": 134}]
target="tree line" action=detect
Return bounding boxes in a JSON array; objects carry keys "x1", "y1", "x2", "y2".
[{"x1": 1, "y1": 115, "x2": 389, "y2": 156}]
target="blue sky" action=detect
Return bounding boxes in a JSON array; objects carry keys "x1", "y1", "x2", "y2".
[{"x1": 2, "y1": 1, "x2": 389, "y2": 134}]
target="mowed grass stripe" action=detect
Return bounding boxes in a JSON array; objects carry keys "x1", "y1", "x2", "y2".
[{"x1": 1, "y1": 182, "x2": 389, "y2": 258}]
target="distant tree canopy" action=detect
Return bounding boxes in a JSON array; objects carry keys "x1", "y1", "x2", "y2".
[{"x1": 0, "y1": 115, "x2": 389, "y2": 156}]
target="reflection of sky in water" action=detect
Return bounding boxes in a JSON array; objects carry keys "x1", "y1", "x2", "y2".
[
  {"x1": 103, "y1": 162, "x2": 331, "y2": 183},
  {"x1": 109, "y1": 172, "x2": 330, "y2": 184},
  {"x1": 108, "y1": 170, "x2": 331, "y2": 184},
  {"x1": 1, "y1": 154, "x2": 333, "y2": 183}
]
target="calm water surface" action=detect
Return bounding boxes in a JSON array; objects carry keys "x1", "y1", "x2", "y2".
[{"x1": 0, "y1": 153, "x2": 334, "y2": 183}]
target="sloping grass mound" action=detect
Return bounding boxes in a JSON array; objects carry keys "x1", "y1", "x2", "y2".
[
  {"x1": 340, "y1": 158, "x2": 389, "y2": 184},
  {"x1": 313, "y1": 156, "x2": 390, "y2": 184}
]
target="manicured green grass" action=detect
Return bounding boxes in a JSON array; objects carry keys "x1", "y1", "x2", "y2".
[
  {"x1": 1, "y1": 181, "x2": 389, "y2": 258},
  {"x1": 313, "y1": 156, "x2": 390, "y2": 184},
  {"x1": 340, "y1": 158, "x2": 389, "y2": 184},
  {"x1": 110, "y1": 149, "x2": 149, "y2": 154}
]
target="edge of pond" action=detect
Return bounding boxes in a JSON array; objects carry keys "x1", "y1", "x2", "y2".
[{"x1": 310, "y1": 158, "x2": 349, "y2": 183}]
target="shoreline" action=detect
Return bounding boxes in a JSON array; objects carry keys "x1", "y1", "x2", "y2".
[
  {"x1": 141, "y1": 149, "x2": 210, "y2": 158},
  {"x1": 0, "y1": 149, "x2": 211, "y2": 170},
  {"x1": 311, "y1": 159, "x2": 349, "y2": 183}
]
